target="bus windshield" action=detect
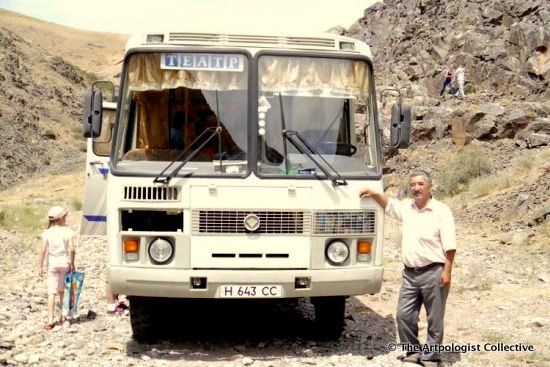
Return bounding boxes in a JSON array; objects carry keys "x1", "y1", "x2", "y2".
[
  {"x1": 257, "y1": 55, "x2": 380, "y2": 178},
  {"x1": 113, "y1": 52, "x2": 249, "y2": 176}
]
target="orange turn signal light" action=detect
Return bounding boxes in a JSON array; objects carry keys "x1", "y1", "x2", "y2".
[
  {"x1": 124, "y1": 238, "x2": 139, "y2": 252},
  {"x1": 357, "y1": 240, "x2": 372, "y2": 254}
]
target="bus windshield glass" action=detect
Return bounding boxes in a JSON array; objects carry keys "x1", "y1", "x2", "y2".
[
  {"x1": 257, "y1": 55, "x2": 380, "y2": 178},
  {"x1": 113, "y1": 52, "x2": 249, "y2": 176}
]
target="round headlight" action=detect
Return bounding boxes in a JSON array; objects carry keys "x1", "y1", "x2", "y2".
[
  {"x1": 326, "y1": 240, "x2": 350, "y2": 265},
  {"x1": 148, "y1": 238, "x2": 174, "y2": 264}
]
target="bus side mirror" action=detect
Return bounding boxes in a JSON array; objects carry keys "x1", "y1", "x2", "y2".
[
  {"x1": 83, "y1": 89, "x2": 103, "y2": 138},
  {"x1": 390, "y1": 102, "x2": 411, "y2": 148}
]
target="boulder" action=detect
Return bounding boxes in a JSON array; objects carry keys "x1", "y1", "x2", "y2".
[
  {"x1": 526, "y1": 132, "x2": 550, "y2": 147},
  {"x1": 499, "y1": 56, "x2": 522, "y2": 73},
  {"x1": 520, "y1": 23, "x2": 547, "y2": 54},
  {"x1": 462, "y1": 32, "x2": 491, "y2": 57},
  {"x1": 468, "y1": 115, "x2": 498, "y2": 139},
  {"x1": 411, "y1": 106, "x2": 452, "y2": 142},
  {"x1": 482, "y1": 8, "x2": 504, "y2": 25},
  {"x1": 478, "y1": 103, "x2": 506, "y2": 116},
  {"x1": 496, "y1": 109, "x2": 534, "y2": 138},
  {"x1": 412, "y1": 120, "x2": 437, "y2": 141},
  {"x1": 517, "y1": 117, "x2": 550, "y2": 137},
  {"x1": 510, "y1": 1, "x2": 541, "y2": 18},
  {"x1": 526, "y1": 48, "x2": 550, "y2": 79},
  {"x1": 431, "y1": 45, "x2": 448, "y2": 62},
  {"x1": 500, "y1": 193, "x2": 535, "y2": 223}
]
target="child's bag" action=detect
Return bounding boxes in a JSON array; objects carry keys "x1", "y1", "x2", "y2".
[{"x1": 63, "y1": 271, "x2": 85, "y2": 318}]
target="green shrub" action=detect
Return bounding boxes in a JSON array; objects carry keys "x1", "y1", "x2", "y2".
[
  {"x1": 70, "y1": 198, "x2": 83, "y2": 211},
  {"x1": 437, "y1": 146, "x2": 492, "y2": 196},
  {"x1": 463, "y1": 81, "x2": 475, "y2": 94}
]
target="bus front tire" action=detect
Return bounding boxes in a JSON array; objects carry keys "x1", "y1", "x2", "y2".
[
  {"x1": 312, "y1": 296, "x2": 346, "y2": 339},
  {"x1": 129, "y1": 296, "x2": 158, "y2": 342}
]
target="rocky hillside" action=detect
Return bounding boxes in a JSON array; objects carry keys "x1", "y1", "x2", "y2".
[
  {"x1": 331, "y1": 0, "x2": 550, "y2": 148},
  {"x1": 333, "y1": 0, "x2": 549, "y2": 239},
  {"x1": 347, "y1": 0, "x2": 549, "y2": 100},
  {"x1": 0, "y1": 9, "x2": 126, "y2": 81},
  {"x1": 0, "y1": 10, "x2": 126, "y2": 190}
]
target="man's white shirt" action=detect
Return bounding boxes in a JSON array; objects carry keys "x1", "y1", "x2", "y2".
[{"x1": 386, "y1": 198, "x2": 456, "y2": 268}]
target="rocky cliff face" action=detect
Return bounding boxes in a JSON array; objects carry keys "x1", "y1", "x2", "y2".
[
  {"x1": 332, "y1": 0, "x2": 549, "y2": 148},
  {"x1": 0, "y1": 27, "x2": 85, "y2": 189},
  {"x1": 346, "y1": 0, "x2": 549, "y2": 100}
]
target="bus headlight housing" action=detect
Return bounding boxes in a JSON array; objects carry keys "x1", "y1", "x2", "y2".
[
  {"x1": 326, "y1": 240, "x2": 350, "y2": 265},
  {"x1": 148, "y1": 238, "x2": 174, "y2": 264}
]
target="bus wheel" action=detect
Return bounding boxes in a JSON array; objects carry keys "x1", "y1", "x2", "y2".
[
  {"x1": 312, "y1": 296, "x2": 346, "y2": 339},
  {"x1": 129, "y1": 296, "x2": 158, "y2": 342}
]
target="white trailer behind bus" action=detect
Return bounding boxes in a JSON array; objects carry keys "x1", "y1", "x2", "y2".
[{"x1": 81, "y1": 30, "x2": 411, "y2": 341}]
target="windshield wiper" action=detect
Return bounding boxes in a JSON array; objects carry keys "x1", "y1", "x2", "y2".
[
  {"x1": 282, "y1": 130, "x2": 347, "y2": 187},
  {"x1": 153, "y1": 126, "x2": 221, "y2": 184}
]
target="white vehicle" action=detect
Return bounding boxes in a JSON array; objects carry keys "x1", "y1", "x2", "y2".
[{"x1": 81, "y1": 30, "x2": 411, "y2": 341}]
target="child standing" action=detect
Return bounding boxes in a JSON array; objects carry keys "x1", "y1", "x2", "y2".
[{"x1": 38, "y1": 206, "x2": 76, "y2": 330}]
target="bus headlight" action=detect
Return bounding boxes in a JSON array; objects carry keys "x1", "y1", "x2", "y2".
[
  {"x1": 148, "y1": 238, "x2": 174, "y2": 264},
  {"x1": 326, "y1": 240, "x2": 350, "y2": 265}
]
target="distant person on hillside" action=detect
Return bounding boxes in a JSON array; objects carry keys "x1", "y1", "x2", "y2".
[
  {"x1": 359, "y1": 170, "x2": 456, "y2": 367},
  {"x1": 439, "y1": 67, "x2": 454, "y2": 97},
  {"x1": 454, "y1": 66, "x2": 466, "y2": 98},
  {"x1": 38, "y1": 206, "x2": 76, "y2": 330}
]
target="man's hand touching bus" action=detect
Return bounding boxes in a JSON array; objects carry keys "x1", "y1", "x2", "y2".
[{"x1": 359, "y1": 187, "x2": 388, "y2": 209}]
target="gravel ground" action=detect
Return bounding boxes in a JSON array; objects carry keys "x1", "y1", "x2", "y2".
[{"x1": 1, "y1": 211, "x2": 548, "y2": 367}]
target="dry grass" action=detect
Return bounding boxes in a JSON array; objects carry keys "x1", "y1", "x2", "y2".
[
  {"x1": 437, "y1": 145, "x2": 492, "y2": 196},
  {"x1": 468, "y1": 149, "x2": 550, "y2": 198}
]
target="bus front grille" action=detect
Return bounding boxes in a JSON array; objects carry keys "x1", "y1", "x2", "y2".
[
  {"x1": 313, "y1": 211, "x2": 376, "y2": 235},
  {"x1": 192, "y1": 210, "x2": 311, "y2": 235},
  {"x1": 123, "y1": 186, "x2": 180, "y2": 201}
]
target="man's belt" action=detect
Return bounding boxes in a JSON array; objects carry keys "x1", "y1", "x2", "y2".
[{"x1": 404, "y1": 262, "x2": 444, "y2": 272}]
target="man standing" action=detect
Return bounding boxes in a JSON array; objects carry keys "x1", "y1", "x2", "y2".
[
  {"x1": 359, "y1": 170, "x2": 456, "y2": 367},
  {"x1": 454, "y1": 66, "x2": 466, "y2": 98}
]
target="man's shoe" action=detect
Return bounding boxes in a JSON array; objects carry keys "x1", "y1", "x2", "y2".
[
  {"x1": 401, "y1": 353, "x2": 421, "y2": 364},
  {"x1": 420, "y1": 360, "x2": 440, "y2": 367}
]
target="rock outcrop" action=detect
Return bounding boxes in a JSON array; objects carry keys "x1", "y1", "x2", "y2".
[
  {"x1": 336, "y1": 0, "x2": 549, "y2": 147},
  {"x1": 346, "y1": 0, "x2": 549, "y2": 100}
]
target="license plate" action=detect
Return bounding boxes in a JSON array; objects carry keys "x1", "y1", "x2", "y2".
[{"x1": 218, "y1": 285, "x2": 282, "y2": 298}]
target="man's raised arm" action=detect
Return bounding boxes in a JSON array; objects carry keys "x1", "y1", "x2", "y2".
[{"x1": 359, "y1": 187, "x2": 389, "y2": 209}]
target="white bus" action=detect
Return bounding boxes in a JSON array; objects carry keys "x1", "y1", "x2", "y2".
[{"x1": 81, "y1": 30, "x2": 411, "y2": 341}]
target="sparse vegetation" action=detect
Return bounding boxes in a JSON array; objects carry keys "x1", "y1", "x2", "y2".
[
  {"x1": 437, "y1": 145, "x2": 492, "y2": 196},
  {"x1": 463, "y1": 81, "x2": 475, "y2": 94},
  {"x1": 0, "y1": 204, "x2": 47, "y2": 237},
  {"x1": 484, "y1": 331, "x2": 508, "y2": 344},
  {"x1": 467, "y1": 148, "x2": 549, "y2": 198},
  {"x1": 469, "y1": 171, "x2": 514, "y2": 197},
  {"x1": 507, "y1": 351, "x2": 547, "y2": 366},
  {"x1": 70, "y1": 197, "x2": 82, "y2": 211},
  {"x1": 80, "y1": 68, "x2": 101, "y2": 87}
]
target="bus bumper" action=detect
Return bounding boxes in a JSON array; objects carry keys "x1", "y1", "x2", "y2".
[{"x1": 109, "y1": 265, "x2": 383, "y2": 298}]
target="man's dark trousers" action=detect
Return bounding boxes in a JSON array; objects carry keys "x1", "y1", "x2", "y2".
[{"x1": 396, "y1": 264, "x2": 450, "y2": 362}]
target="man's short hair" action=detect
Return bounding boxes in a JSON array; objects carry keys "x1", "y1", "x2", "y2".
[{"x1": 409, "y1": 169, "x2": 432, "y2": 184}]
